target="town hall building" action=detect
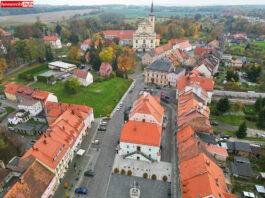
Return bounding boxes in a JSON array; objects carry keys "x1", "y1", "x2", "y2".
[{"x1": 133, "y1": 2, "x2": 159, "y2": 52}]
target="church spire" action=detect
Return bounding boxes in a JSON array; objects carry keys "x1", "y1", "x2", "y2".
[{"x1": 150, "y1": 1, "x2": 154, "y2": 16}]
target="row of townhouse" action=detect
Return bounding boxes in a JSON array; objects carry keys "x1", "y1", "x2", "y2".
[
  {"x1": 3, "y1": 85, "x2": 94, "y2": 197},
  {"x1": 176, "y1": 70, "x2": 235, "y2": 197}
]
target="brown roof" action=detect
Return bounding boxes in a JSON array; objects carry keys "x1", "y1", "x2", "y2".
[
  {"x1": 0, "y1": 168, "x2": 10, "y2": 183},
  {"x1": 250, "y1": 146, "x2": 262, "y2": 155},
  {"x1": 4, "y1": 160, "x2": 54, "y2": 198}
]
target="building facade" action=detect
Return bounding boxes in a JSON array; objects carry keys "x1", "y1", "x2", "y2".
[{"x1": 133, "y1": 2, "x2": 158, "y2": 52}]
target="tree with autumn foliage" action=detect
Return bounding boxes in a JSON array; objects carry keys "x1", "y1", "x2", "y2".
[
  {"x1": 99, "y1": 47, "x2": 115, "y2": 63},
  {"x1": 68, "y1": 46, "x2": 80, "y2": 61},
  {"x1": 0, "y1": 58, "x2": 8, "y2": 71},
  {"x1": 117, "y1": 46, "x2": 136, "y2": 71}
]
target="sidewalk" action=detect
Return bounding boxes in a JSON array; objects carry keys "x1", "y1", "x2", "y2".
[{"x1": 53, "y1": 119, "x2": 101, "y2": 198}]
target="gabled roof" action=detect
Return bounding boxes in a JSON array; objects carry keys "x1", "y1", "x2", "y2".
[
  {"x1": 130, "y1": 92, "x2": 164, "y2": 123},
  {"x1": 43, "y1": 36, "x2": 58, "y2": 41},
  {"x1": 5, "y1": 83, "x2": 19, "y2": 95},
  {"x1": 102, "y1": 30, "x2": 135, "y2": 39},
  {"x1": 120, "y1": 121, "x2": 162, "y2": 147},
  {"x1": 229, "y1": 162, "x2": 254, "y2": 177},
  {"x1": 82, "y1": 39, "x2": 103, "y2": 47},
  {"x1": 194, "y1": 48, "x2": 215, "y2": 56},
  {"x1": 180, "y1": 153, "x2": 232, "y2": 198},
  {"x1": 0, "y1": 168, "x2": 10, "y2": 183},
  {"x1": 235, "y1": 141, "x2": 251, "y2": 153},
  {"x1": 73, "y1": 69, "x2": 91, "y2": 80},
  {"x1": 4, "y1": 160, "x2": 54, "y2": 198},
  {"x1": 155, "y1": 43, "x2": 172, "y2": 55},
  {"x1": 100, "y1": 62, "x2": 112, "y2": 71}
]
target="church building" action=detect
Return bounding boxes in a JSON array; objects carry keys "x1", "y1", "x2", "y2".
[{"x1": 133, "y1": 2, "x2": 159, "y2": 52}]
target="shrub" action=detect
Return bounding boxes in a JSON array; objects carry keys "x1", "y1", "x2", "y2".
[
  {"x1": 245, "y1": 115, "x2": 257, "y2": 122},
  {"x1": 143, "y1": 173, "x2": 148, "y2": 178},
  {"x1": 151, "y1": 174, "x2": 157, "y2": 180},
  {"x1": 162, "y1": 176, "x2": 168, "y2": 182},
  {"x1": 127, "y1": 170, "x2": 132, "y2": 176},
  {"x1": 110, "y1": 72, "x2": 116, "y2": 78},
  {"x1": 127, "y1": 69, "x2": 135, "y2": 74},
  {"x1": 37, "y1": 75, "x2": 49, "y2": 83},
  {"x1": 121, "y1": 169, "x2": 125, "y2": 175},
  {"x1": 114, "y1": 168, "x2": 119, "y2": 173},
  {"x1": 116, "y1": 70, "x2": 124, "y2": 78},
  {"x1": 98, "y1": 76, "x2": 104, "y2": 82}
]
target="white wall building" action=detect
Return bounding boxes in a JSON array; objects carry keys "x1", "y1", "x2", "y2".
[
  {"x1": 18, "y1": 100, "x2": 42, "y2": 116},
  {"x1": 73, "y1": 69, "x2": 93, "y2": 86},
  {"x1": 43, "y1": 36, "x2": 62, "y2": 49}
]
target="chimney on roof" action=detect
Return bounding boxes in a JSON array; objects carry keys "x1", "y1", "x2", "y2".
[
  {"x1": 206, "y1": 160, "x2": 210, "y2": 166},
  {"x1": 72, "y1": 110, "x2": 74, "y2": 115},
  {"x1": 36, "y1": 148, "x2": 38, "y2": 151},
  {"x1": 133, "y1": 126, "x2": 136, "y2": 131},
  {"x1": 49, "y1": 133, "x2": 51, "y2": 137},
  {"x1": 44, "y1": 134, "x2": 46, "y2": 138},
  {"x1": 208, "y1": 142, "x2": 210, "y2": 146},
  {"x1": 44, "y1": 140, "x2": 47, "y2": 144}
]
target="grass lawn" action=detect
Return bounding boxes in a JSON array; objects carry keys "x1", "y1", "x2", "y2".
[
  {"x1": 26, "y1": 119, "x2": 45, "y2": 125},
  {"x1": 31, "y1": 78, "x2": 132, "y2": 117},
  {"x1": 251, "y1": 41, "x2": 265, "y2": 47},
  {"x1": 211, "y1": 114, "x2": 258, "y2": 129}
]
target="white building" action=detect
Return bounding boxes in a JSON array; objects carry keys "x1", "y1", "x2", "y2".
[
  {"x1": 118, "y1": 121, "x2": 162, "y2": 162},
  {"x1": 18, "y1": 100, "x2": 42, "y2": 116},
  {"x1": 48, "y1": 61, "x2": 77, "y2": 72},
  {"x1": 43, "y1": 36, "x2": 62, "y2": 49},
  {"x1": 133, "y1": 2, "x2": 158, "y2": 52},
  {"x1": 194, "y1": 64, "x2": 213, "y2": 78},
  {"x1": 73, "y1": 69, "x2": 93, "y2": 86},
  {"x1": 8, "y1": 110, "x2": 30, "y2": 125}
]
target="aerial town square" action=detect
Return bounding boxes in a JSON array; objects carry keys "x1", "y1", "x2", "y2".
[{"x1": 0, "y1": 0, "x2": 265, "y2": 198}]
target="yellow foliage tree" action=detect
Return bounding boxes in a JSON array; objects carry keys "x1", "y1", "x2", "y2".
[
  {"x1": 117, "y1": 46, "x2": 136, "y2": 71},
  {"x1": 99, "y1": 47, "x2": 115, "y2": 63},
  {"x1": 92, "y1": 33, "x2": 102, "y2": 42},
  {"x1": 174, "y1": 61, "x2": 179, "y2": 67},
  {"x1": 0, "y1": 58, "x2": 8, "y2": 71},
  {"x1": 68, "y1": 46, "x2": 80, "y2": 61}
]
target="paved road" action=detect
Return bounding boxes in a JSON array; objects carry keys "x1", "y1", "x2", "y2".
[{"x1": 72, "y1": 77, "x2": 145, "y2": 198}]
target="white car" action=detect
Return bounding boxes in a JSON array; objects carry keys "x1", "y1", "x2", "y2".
[{"x1": 116, "y1": 107, "x2": 120, "y2": 111}]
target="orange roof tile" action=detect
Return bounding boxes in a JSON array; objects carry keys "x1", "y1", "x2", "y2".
[
  {"x1": 120, "y1": 121, "x2": 162, "y2": 147},
  {"x1": 194, "y1": 48, "x2": 215, "y2": 56},
  {"x1": 4, "y1": 160, "x2": 54, "y2": 198},
  {"x1": 180, "y1": 153, "x2": 231, "y2": 198},
  {"x1": 73, "y1": 69, "x2": 89, "y2": 79},
  {"x1": 5, "y1": 83, "x2": 19, "y2": 95},
  {"x1": 177, "y1": 125, "x2": 195, "y2": 144},
  {"x1": 178, "y1": 97, "x2": 210, "y2": 117},
  {"x1": 206, "y1": 144, "x2": 228, "y2": 157},
  {"x1": 130, "y1": 93, "x2": 164, "y2": 123},
  {"x1": 43, "y1": 36, "x2": 58, "y2": 41},
  {"x1": 102, "y1": 30, "x2": 135, "y2": 40},
  {"x1": 155, "y1": 43, "x2": 172, "y2": 55}
]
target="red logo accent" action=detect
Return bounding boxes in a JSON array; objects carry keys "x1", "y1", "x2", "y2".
[{"x1": 1, "y1": 1, "x2": 34, "y2": 8}]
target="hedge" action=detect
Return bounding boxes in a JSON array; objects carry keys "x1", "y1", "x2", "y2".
[
  {"x1": 18, "y1": 63, "x2": 48, "y2": 81},
  {"x1": 37, "y1": 75, "x2": 49, "y2": 83},
  {"x1": 60, "y1": 59, "x2": 81, "y2": 67},
  {"x1": 245, "y1": 115, "x2": 257, "y2": 122}
]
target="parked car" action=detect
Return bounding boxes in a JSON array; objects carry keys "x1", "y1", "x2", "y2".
[
  {"x1": 116, "y1": 107, "x2": 120, "y2": 111},
  {"x1": 87, "y1": 67, "x2": 92, "y2": 71},
  {"x1": 75, "y1": 188, "x2": 88, "y2": 194},
  {"x1": 98, "y1": 127, "x2": 106, "y2": 131},
  {"x1": 92, "y1": 140, "x2": 99, "y2": 145},
  {"x1": 84, "y1": 171, "x2": 95, "y2": 177},
  {"x1": 165, "y1": 96, "x2": 170, "y2": 100},
  {"x1": 100, "y1": 121, "x2": 108, "y2": 126},
  {"x1": 129, "y1": 90, "x2": 133, "y2": 94},
  {"x1": 220, "y1": 134, "x2": 230, "y2": 139},
  {"x1": 156, "y1": 86, "x2": 161, "y2": 89},
  {"x1": 210, "y1": 121, "x2": 219, "y2": 126}
]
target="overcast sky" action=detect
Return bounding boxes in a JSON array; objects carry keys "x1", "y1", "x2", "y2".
[{"x1": 35, "y1": 0, "x2": 265, "y2": 6}]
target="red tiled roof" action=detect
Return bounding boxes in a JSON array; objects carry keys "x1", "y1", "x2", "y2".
[
  {"x1": 120, "y1": 121, "x2": 162, "y2": 147},
  {"x1": 155, "y1": 43, "x2": 172, "y2": 55},
  {"x1": 206, "y1": 144, "x2": 228, "y2": 157},
  {"x1": 194, "y1": 48, "x2": 215, "y2": 56},
  {"x1": 130, "y1": 93, "x2": 164, "y2": 124},
  {"x1": 5, "y1": 83, "x2": 19, "y2": 95},
  {"x1": 73, "y1": 69, "x2": 89, "y2": 79},
  {"x1": 170, "y1": 39, "x2": 191, "y2": 50},
  {"x1": 0, "y1": 28, "x2": 11, "y2": 37},
  {"x1": 100, "y1": 62, "x2": 112, "y2": 71},
  {"x1": 43, "y1": 36, "x2": 58, "y2": 41},
  {"x1": 82, "y1": 39, "x2": 103, "y2": 47},
  {"x1": 102, "y1": 30, "x2": 135, "y2": 40},
  {"x1": 4, "y1": 160, "x2": 55, "y2": 198}
]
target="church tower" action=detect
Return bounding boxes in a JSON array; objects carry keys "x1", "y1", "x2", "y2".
[{"x1": 149, "y1": 1, "x2": 155, "y2": 32}]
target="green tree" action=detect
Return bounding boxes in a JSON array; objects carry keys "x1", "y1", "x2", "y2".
[
  {"x1": 254, "y1": 97, "x2": 263, "y2": 113},
  {"x1": 55, "y1": 24, "x2": 62, "y2": 35},
  {"x1": 45, "y1": 45, "x2": 54, "y2": 61},
  {"x1": 257, "y1": 108, "x2": 265, "y2": 129},
  {"x1": 216, "y1": 98, "x2": 230, "y2": 113},
  {"x1": 64, "y1": 77, "x2": 80, "y2": 94},
  {"x1": 194, "y1": 13, "x2": 202, "y2": 21},
  {"x1": 236, "y1": 121, "x2": 247, "y2": 139}
]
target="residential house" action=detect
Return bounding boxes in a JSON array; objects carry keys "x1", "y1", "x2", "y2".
[
  {"x1": 43, "y1": 36, "x2": 62, "y2": 49},
  {"x1": 0, "y1": 168, "x2": 12, "y2": 193},
  {"x1": 99, "y1": 62, "x2": 112, "y2": 77},
  {"x1": 48, "y1": 61, "x2": 77, "y2": 72},
  {"x1": 168, "y1": 67, "x2": 186, "y2": 87},
  {"x1": 183, "y1": 56, "x2": 197, "y2": 68},
  {"x1": 169, "y1": 39, "x2": 192, "y2": 51},
  {"x1": 18, "y1": 100, "x2": 42, "y2": 116},
  {"x1": 227, "y1": 141, "x2": 252, "y2": 156},
  {"x1": 8, "y1": 110, "x2": 30, "y2": 125},
  {"x1": 176, "y1": 71, "x2": 215, "y2": 103},
  {"x1": 4, "y1": 160, "x2": 56, "y2": 198},
  {"x1": 232, "y1": 33, "x2": 248, "y2": 42},
  {"x1": 229, "y1": 157, "x2": 254, "y2": 179},
  {"x1": 80, "y1": 39, "x2": 103, "y2": 52},
  {"x1": 141, "y1": 50, "x2": 158, "y2": 65},
  {"x1": 144, "y1": 57, "x2": 174, "y2": 86},
  {"x1": 73, "y1": 69, "x2": 93, "y2": 86},
  {"x1": 0, "y1": 28, "x2": 12, "y2": 39},
  {"x1": 129, "y1": 92, "x2": 165, "y2": 126},
  {"x1": 228, "y1": 59, "x2": 243, "y2": 70},
  {"x1": 208, "y1": 40, "x2": 219, "y2": 49},
  {"x1": 250, "y1": 145, "x2": 262, "y2": 158},
  {"x1": 45, "y1": 101, "x2": 94, "y2": 128},
  {"x1": 194, "y1": 48, "x2": 215, "y2": 59},
  {"x1": 118, "y1": 120, "x2": 162, "y2": 162},
  {"x1": 205, "y1": 144, "x2": 228, "y2": 161},
  {"x1": 179, "y1": 153, "x2": 235, "y2": 198}
]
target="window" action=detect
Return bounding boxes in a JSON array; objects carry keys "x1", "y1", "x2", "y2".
[
  {"x1": 136, "y1": 40, "x2": 138, "y2": 43},
  {"x1": 143, "y1": 40, "x2": 146, "y2": 44},
  {"x1": 127, "y1": 145, "x2": 129, "y2": 148},
  {"x1": 149, "y1": 148, "x2": 151, "y2": 151},
  {"x1": 151, "y1": 40, "x2": 153, "y2": 43}
]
